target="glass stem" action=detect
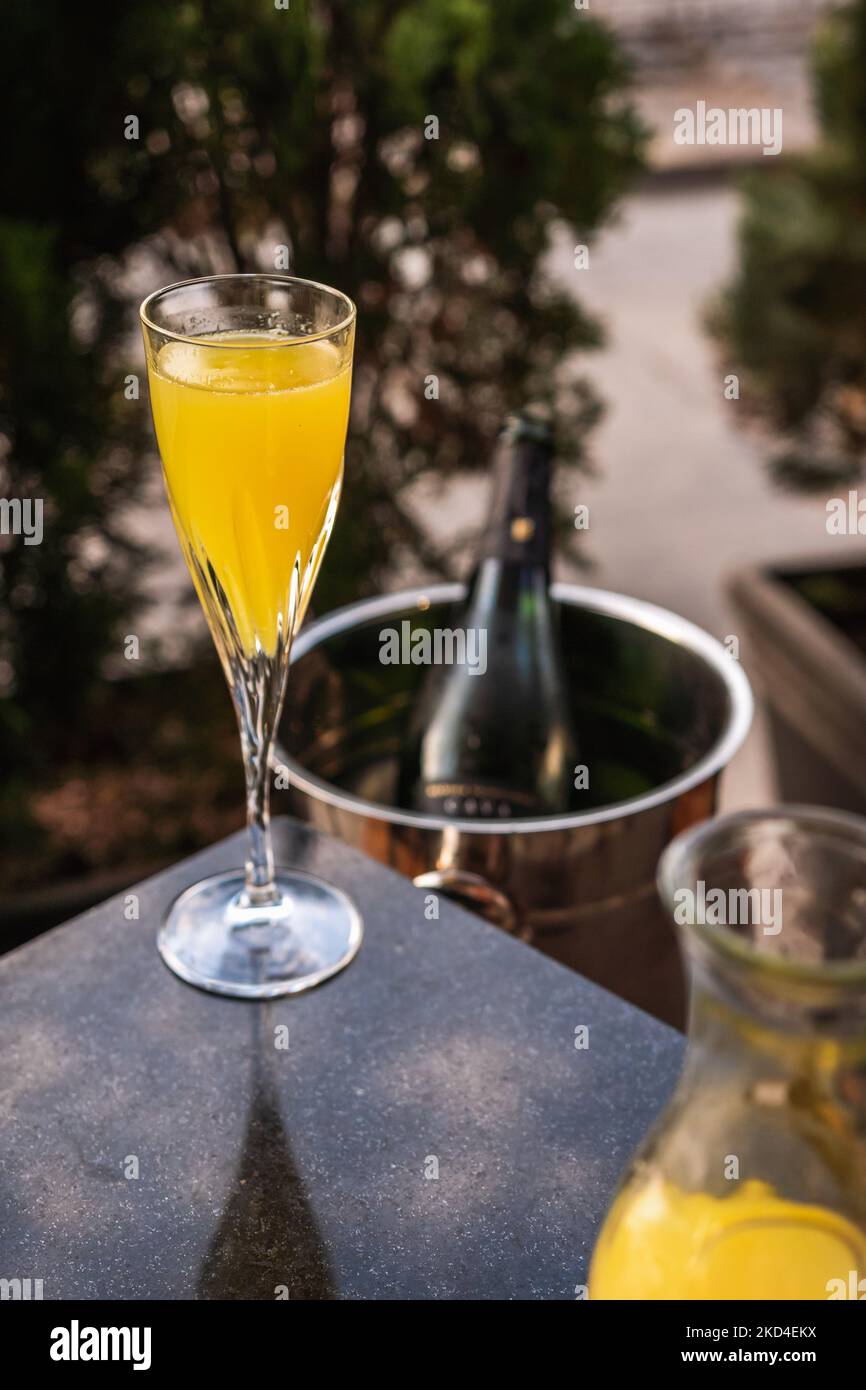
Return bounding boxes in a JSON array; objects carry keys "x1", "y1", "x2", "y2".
[
  {"x1": 244, "y1": 730, "x2": 277, "y2": 905},
  {"x1": 234, "y1": 644, "x2": 290, "y2": 909}
]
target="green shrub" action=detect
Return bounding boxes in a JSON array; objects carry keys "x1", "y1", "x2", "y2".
[{"x1": 712, "y1": 0, "x2": 866, "y2": 492}]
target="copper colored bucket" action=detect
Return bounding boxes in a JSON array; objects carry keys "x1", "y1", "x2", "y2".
[{"x1": 274, "y1": 584, "x2": 753, "y2": 1027}]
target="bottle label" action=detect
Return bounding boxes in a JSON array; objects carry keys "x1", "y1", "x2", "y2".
[{"x1": 416, "y1": 781, "x2": 541, "y2": 819}]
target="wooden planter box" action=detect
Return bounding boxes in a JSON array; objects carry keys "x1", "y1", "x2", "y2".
[{"x1": 729, "y1": 557, "x2": 866, "y2": 812}]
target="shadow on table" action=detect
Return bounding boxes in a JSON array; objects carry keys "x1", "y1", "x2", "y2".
[{"x1": 197, "y1": 1007, "x2": 336, "y2": 1300}]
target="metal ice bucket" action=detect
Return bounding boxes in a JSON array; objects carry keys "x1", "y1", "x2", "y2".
[{"x1": 274, "y1": 584, "x2": 753, "y2": 1026}]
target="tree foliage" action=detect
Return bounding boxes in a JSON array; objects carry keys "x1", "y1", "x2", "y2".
[{"x1": 0, "y1": 0, "x2": 644, "y2": 778}]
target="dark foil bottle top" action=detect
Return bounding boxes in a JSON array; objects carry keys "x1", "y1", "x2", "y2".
[
  {"x1": 503, "y1": 409, "x2": 554, "y2": 449},
  {"x1": 479, "y1": 409, "x2": 555, "y2": 566}
]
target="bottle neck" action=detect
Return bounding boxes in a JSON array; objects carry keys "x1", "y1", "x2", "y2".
[{"x1": 477, "y1": 430, "x2": 553, "y2": 571}]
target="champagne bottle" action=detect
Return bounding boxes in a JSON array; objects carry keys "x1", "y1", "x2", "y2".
[{"x1": 399, "y1": 411, "x2": 580, "y2": 818}]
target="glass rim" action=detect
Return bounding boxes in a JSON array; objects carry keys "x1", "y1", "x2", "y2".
[
  {"x1": 139, "y1": 272, "x2": 357, "y2": 347},
  {"x1": 657, "y1": 804, "x2": 866, "y2": 989}
]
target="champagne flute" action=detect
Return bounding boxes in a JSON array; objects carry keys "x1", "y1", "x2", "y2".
[{"x1": 140, "y1": 274, "x2": 362, "y2": 996}]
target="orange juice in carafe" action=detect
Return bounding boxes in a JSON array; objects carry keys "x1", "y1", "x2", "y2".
[
  {"x1": 589, "y1": 808, "x2": 866, "y2": 1302},
  {"x1": 590, "y1": 1174, "x2": 866, "y2": 1299}
]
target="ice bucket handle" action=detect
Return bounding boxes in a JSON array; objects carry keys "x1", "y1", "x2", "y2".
[{"x1": 412, "y1": 868, "x2": 522, "y2": 937}]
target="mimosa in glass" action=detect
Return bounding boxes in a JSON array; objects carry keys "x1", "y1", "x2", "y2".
[{"x1": 140, "y1": 275, "x2": 362, "y2": 996}]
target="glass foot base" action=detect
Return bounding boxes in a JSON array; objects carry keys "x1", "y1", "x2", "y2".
[{"x1": 158, "y1": 869, "x2": 363, "y2": 998}]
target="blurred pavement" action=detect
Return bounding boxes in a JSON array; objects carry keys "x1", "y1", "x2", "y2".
[{"x1": 548, "y1": 182, "x2": 865, "y2": 810}]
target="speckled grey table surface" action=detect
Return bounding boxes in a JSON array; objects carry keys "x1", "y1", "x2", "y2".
[{"x1": 0, "y1": 818, "x2": 683, "y2": 1301}]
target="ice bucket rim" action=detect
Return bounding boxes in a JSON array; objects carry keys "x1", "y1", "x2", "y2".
[{"x1": 275, "y1": 582, "x2": 754, "y2": 836}]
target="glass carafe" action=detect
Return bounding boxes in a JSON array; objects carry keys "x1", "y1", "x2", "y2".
[{"x1": 590, "y1": 806, "x2": 866, "y2": 1300}]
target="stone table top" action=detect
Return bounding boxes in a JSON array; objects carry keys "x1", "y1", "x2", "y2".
[{"x1": 0, "y1": 818, "x2": 683, "y2": 1300}]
